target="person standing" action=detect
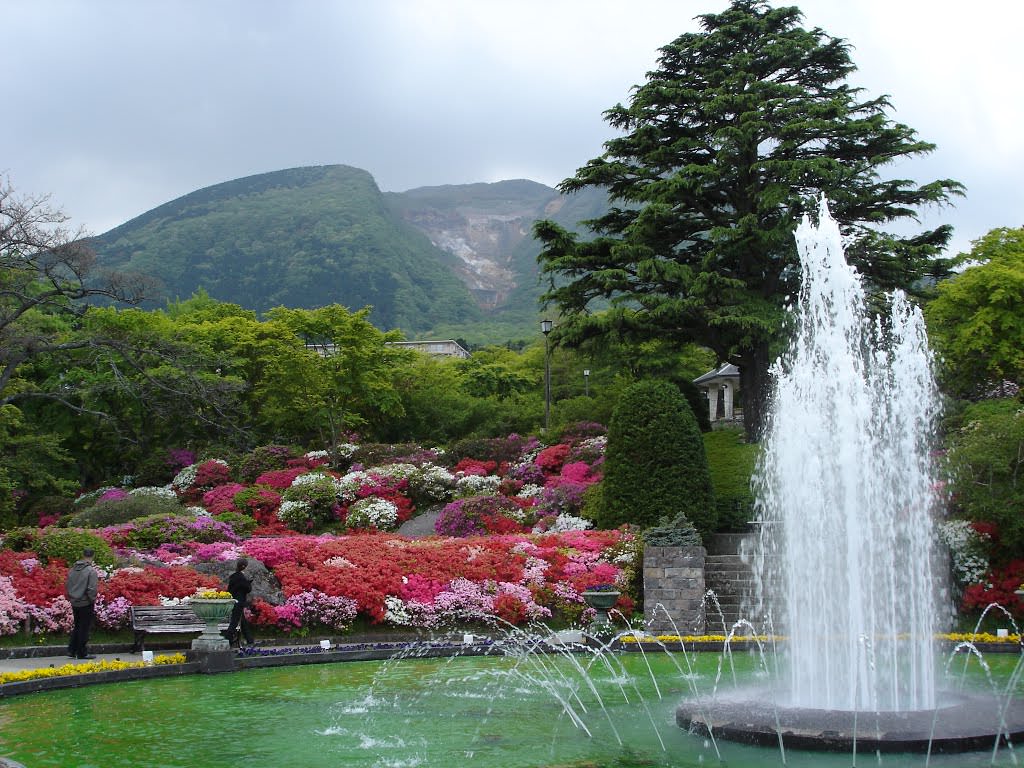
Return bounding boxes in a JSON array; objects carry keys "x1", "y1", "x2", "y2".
[
  {"x1": 226, "y1": 557, "x2": 255, "y2": 647},
  {"x1": 65, "y1": 548, "x2": 98, "y2": 659}
]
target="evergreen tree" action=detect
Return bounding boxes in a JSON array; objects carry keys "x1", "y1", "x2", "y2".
[
  {"x1": 535, "y1": 0, "x2": 963, "y2": 439},
  {"x1": 598, "y1": 379, "x2": 715, "y2": 538}
]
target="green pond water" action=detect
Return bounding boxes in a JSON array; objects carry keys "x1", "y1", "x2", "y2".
[{"x1": 1, "y1": 650, "x2": 1022, "y2": 768}]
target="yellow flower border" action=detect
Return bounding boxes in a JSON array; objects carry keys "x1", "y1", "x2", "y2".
[{"x1": 0, "y1": 653, "x2": 187, "y2": 686}]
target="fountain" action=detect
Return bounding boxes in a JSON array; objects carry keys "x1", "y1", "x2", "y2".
[{"x1": 677, "y1": 196, "x2": 1024, "y2": 753}]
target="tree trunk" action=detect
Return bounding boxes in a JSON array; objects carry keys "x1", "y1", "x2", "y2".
[{"x1": 736, "y1": 341, "x2": 773, "y2": 442}]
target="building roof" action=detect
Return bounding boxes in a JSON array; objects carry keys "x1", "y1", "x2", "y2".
[{"x1": 693, "y1": 363, "x2": 740, "y2": 386}]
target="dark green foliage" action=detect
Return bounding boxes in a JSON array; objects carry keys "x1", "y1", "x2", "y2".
[
  {"x1": 238, "y1": 445, "x2": 298, "y2": 483},
  {"x1": 90, "y1": 166, "x2": 482, "y2": 331},
  {"x1": 946, "y1": 399, "x2": 1024, "y2": 563},
  {"x1": 642, "y1": 516, "x2": 702, "y2": 548},
  {"x1": 63, "y1": 495, "x2": 185, "y2": 529},
  {"x1": 702, "y1": 429, "x2": 760, "y2": 531},
  {"x1": 598, "y1": 380, "x2": 715, "y2": 538},
  {"x1": 534, "y1": 0, "x2": 963, "y2": 439},
  {"x1": 32, "y1": 528, "x2": 116, "y2": 568},
  {"x1": 24, "y1": 496, "x2": 76, "y2": 525}
]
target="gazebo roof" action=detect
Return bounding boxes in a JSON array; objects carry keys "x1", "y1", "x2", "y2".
[{"x1": 693, "y1": 363, "x2": 740, "y2": 386}]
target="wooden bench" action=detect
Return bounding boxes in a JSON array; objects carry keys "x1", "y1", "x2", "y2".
[{"x1": 129, "y1": 605, "x2": 232, "y2": 652}]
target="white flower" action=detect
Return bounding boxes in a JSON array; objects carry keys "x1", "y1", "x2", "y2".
[
  {"x1": 515, "y1": 484, "x2": 545, "y2": 499},
  {"x1": 171, "y1": 464, "x2": 199, "y2": 491},
  {"x1": 547, "y1": 514, "x2": 593, "y2": 532},
  {"x1": 345, "y1": 497, "x2": 399, "y2": 530},
  {"x1": 374, "y1": 463, "x2": 419, "y2": 481},
  {"x1": 455, "y1": 474, "x2": 501, "y2": 495},
  {"x1": 305, "y1": 450, "x2": 331, "y2": 461},
  {"x1": 129, "y1": 486, "x2": 178, "y2": 500},
  {"x1": 278, "y1": 499, "x2": 312, "y2": 527},
  {"x1": 335, "y1": 442, "x2": 359, "y2": 459}
]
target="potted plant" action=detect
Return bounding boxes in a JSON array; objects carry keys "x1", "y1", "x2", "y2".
[
  {"x1": 189, "y1": 590, "x2": 235, "y2": 650},
  {"x1": 581, "y1": 584, "x2": 621, "y2": 628}
]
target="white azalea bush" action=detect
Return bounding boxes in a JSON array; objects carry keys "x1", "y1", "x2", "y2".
[
  {"x1": 345, "y1": 497, "x2": 399, "y2": 531},
  {"x1": 939, "y1": 519, "x2": 991, "y2": 586}
]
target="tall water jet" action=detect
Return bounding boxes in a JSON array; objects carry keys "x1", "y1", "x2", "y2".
[{"x1": 753, "y1": 194, "x2": 941, "y2": 711}]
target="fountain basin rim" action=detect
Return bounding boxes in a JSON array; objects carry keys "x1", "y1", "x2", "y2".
[{"x1": 678, "y1": 690, "x2": 1024, "y2": 753}]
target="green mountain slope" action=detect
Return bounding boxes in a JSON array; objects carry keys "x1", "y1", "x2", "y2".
[{"x1": 91, "y1": 165, "x2": 481, "y2": 331}]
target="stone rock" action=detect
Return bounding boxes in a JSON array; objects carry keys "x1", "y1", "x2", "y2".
[{"x1": 191, "y1": 557, "x2": 284, "y2": 605}]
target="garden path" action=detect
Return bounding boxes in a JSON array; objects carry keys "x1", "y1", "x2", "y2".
[{"x1": 396, "y1": 507, "x2": 441, "y2": 537}]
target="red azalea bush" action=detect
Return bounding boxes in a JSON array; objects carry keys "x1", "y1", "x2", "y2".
[
  {"x1": 535, "y1": 444, "x2": 570, "y2": 475},
  {"x1": 453, "y1": 458, "x2": 498, "y2": 477},
  {"x1": 100, "y1": 566, "x2": 220, "y2": 605},
  {"x1": 255, "y1": 467, "x2": 309, "y2": 490},
  {"x1": 202, "y1": 483, "x2": 248, "y2": 514},
  {"x1": 232, "y1": 487, "x2": 282, "y2": 525},
  {"x1": 961, "y1": 559, "x2": 1024, "y2": 615}
]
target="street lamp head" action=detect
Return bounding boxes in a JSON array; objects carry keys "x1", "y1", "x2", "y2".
[
  {"x1": 583, "y1": 369, "x2": 590, "y2": 376},
  {"x1": 540, "y1": 319, "x2": 553, "y2": 335}
]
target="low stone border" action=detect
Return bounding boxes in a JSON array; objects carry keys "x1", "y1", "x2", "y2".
[{"x1": 0, "y1": 662, "x2": 200, "y2": 698}]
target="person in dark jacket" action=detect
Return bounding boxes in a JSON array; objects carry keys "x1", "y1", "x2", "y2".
[
  {"x1": 65, "y1": 548, "x2": 99, "y2": 659},
  {"x1": 226, "y1": 557, "x2": 255, "y2": 647}
]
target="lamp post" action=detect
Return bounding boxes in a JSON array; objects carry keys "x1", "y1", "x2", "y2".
[
  {"x1": 583, "y1": 369, "x2": 590, "y2": 397},
  {"x1": 541, "y1": 319, "x2": 553, "y2": 432}
]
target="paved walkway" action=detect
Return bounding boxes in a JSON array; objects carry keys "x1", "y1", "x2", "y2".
[{"x1": 0, "y1": 651, "x2": 145, "y2": 676}]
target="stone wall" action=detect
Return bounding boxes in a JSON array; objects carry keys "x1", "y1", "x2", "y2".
[{"x1": 643, "y1": 545, "x2": 706, "y2": 635}]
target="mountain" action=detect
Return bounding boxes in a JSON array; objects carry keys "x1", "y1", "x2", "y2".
[
  {"x1": 91, "y1": 165, "x2": 481, "y2": 332},
  {"x1": 91, "y1": 165, "x2": 609, "y2": 341}
]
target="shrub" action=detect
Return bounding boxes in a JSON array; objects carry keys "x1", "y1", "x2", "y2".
[
  {"x1": 238, "y1": 445, "x2": 297, "y2": 483},
  {"x1": 435, "y1": 495, "x2": 525, "y2": 537},
  {"x1": 642, "y1": 516, "x2": 703, "y2": 547},
  {"x1": 211, "y1": 511, "x2": 257, "y2": 538},
  {"x1": 25, "y1": 496, "x2": 76, "y2": 525},
  {"x1": 344, "y1": 497, "x2": 399, "y2": 531},
  {"x1": 281, "y1": 473, "x2": 341, "y2": 525},
  {"x1": 109, "y1": 513, "x2": 240, "y2": 550},
  {"x1": 445, "y1": 435, "x2": 533, "y2": 466},
  {"x1": 946, "y1": 399, "x2": 1024, "y2": 563},
  {"x1": 702, "y1": 429, "x2": 759, "y2": 532},
  {"x1": 64, "y1": 494, "x2": 185, "y2": 529},
  {"x1": 598, "y1": 379, "x2": 716, "y2": 538},
  {"x1": 34, "y1": 528, "x2": 115, "y2": 568},
  {"x1": 352, "y1": 443, "x2": 422, "y2": 468}
]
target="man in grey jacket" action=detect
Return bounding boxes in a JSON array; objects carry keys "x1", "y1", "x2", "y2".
[{"x1": 65, "y1": 548, "x2": 99, "y2": 659}]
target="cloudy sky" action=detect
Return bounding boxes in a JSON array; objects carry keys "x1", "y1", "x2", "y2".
[{"x1": 5, "y1": 0, "x2": 1020, "y2": 257}]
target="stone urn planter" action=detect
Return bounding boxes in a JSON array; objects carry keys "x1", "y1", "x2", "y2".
[
  {"x1": 582, "y1": 589, "x2": 621, "y2": 629},
  {"x1": 190, "y1": 598, "x2": 235, "y2": 651}
]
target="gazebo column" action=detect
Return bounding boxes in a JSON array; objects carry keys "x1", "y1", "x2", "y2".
[
  {"x1": 722, "y1": 383, "x2": 734, "y2": 420},
  {"x1": 706, "y1": 388, "x2": 716, "y2": 422}
]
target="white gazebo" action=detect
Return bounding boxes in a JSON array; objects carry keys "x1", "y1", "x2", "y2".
[{"x1": 693, "y1": 363, "x2": 741, "y2": 423}]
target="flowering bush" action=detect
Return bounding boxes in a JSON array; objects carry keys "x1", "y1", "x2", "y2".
[
  {"x1": 939, "y1": 519, "x2": 991, "y2": 586},
  {"x1": 0, "y1": 575, "x2": 29, "y2": 635},
  {"x1": 128, "y1": 486, "x2": 178, "y2": 501},
  {"x1": 202, "y1": 483, "x2": 248, "y2": 515},
  {"x1": 535, "y1": 444, "x2": 571, "y2": 475},
  {"x1": 277, "y1": 500, "x2": 314, "y2": 531},
  {"x1": 436, "y1": 496, "x2": 524, "y2": 537},
  {"x1": 455, "y1": 474, "x2": 502, "y2": 497},
  {"x1": 231, "y1": 487, "x2": 281, "y2": 525},
  {"x1": 97, "y1": 487, "x2": 130, "y2": 503},
  {"x1": 406, "y1": 464, "x2": 455, "y2": 503},
  {"x1": 962, "y1": 560, "x2": 1024, "y2": 615},
  {"x1": 345, "y1": 497, "x2": 399, "y2": 531},
  {"x1": 453, "y1": 458, "x2": 497, "y2": 477}
]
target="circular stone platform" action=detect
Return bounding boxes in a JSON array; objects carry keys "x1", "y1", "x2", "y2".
[{"x1": 677, "y1": 691, "x2": 1024, "y2": 753}]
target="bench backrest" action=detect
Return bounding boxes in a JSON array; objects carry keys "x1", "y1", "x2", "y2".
[{"x1": 130, "y1": 605, "x2": 207, "y2": 628}]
